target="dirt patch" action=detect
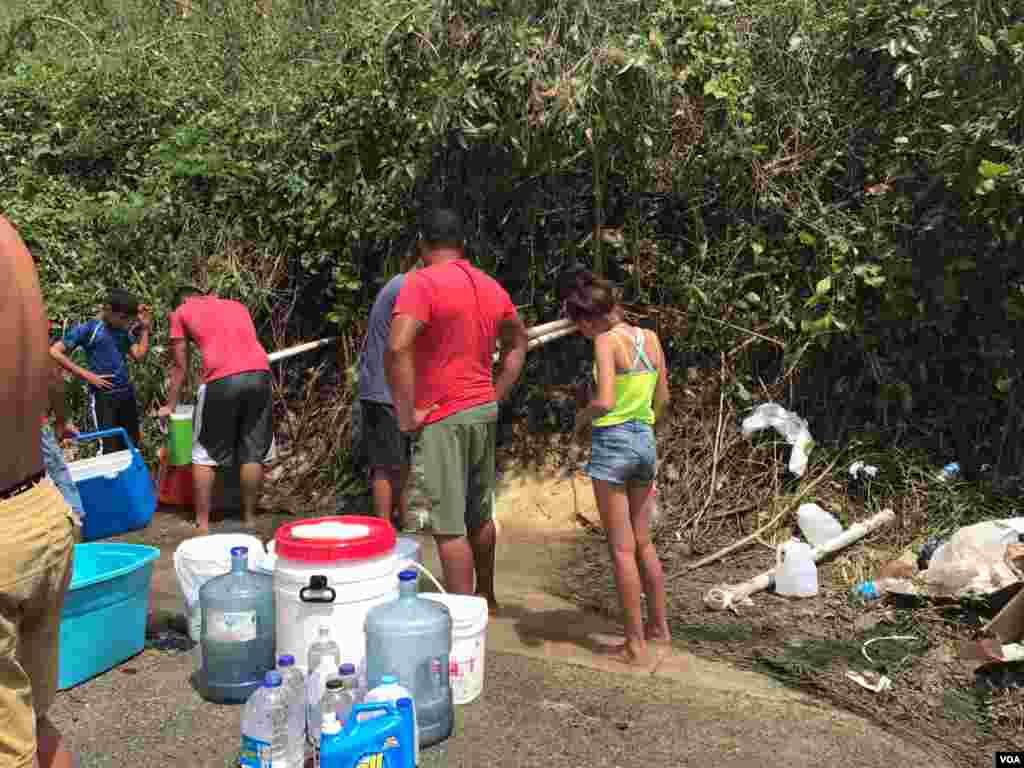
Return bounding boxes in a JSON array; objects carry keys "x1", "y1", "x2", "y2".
[
  {"x1": 561, "y1": 516, "x2": 1023, "y2": 767},
  {"x1": 495, "y1": 462, "x2": 598, "y2": 535}
]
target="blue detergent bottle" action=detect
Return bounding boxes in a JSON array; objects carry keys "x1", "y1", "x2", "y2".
[{"x1": 319, "y1": 698, "x2": 415, "y2": 768}]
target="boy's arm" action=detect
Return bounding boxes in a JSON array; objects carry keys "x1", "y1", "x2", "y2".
[
  {"x1": 129, "y1": 305, "x2": 152, "y2": 361},
  {"x1": 50, "y1": 338, "x2": 113, "y2": 391},
  {"x1": 160, "y1": 338, "x2": 190, "y2": 417},
  {"x1": 46, "y1": 364, "x2": 78, "y2": 439}
]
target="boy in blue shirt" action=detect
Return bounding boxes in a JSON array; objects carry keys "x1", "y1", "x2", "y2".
[{"x1": 50, "y1": 289, "x2": 151, "y2": 454}]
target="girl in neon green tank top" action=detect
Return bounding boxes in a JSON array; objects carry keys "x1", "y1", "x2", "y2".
[{"x1": 564, "y1": 271, "x2": 672, "y2": 666}]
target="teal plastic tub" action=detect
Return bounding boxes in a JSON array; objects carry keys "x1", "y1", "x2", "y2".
[{"x1": 58, "y1": 543, "x2": 161, "y2": 690}]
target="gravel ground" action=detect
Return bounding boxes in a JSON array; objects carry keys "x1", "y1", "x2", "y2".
[{"x1": 53, "y1": 645, "x2": 953, "y2": 768}]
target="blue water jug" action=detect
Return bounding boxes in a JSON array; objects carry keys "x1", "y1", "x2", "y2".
[
  {"x1": 365, "y1": 570, "x2": 453, "y2": 748},
  {"x1": 200, "y1": 546, "x2": 276, "y2": 703},
  {"x1": 320, "y1": 699, "x2": 415, "y2": 768}
]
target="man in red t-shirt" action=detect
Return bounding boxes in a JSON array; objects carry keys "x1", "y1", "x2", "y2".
[
  {"x1": 159, "y1": 287, "x2": 274, "y2": 533},
  {"x1": 387, "y1": 209, "x2": 528, "y2": 611}
]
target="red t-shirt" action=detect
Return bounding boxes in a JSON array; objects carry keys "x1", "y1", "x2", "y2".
[
  {"x1": 169, "y1": 297, "x2": 270, "y2": 384},
  {"x1": 393, "y1": 260, "x2": 518, "y2": 425}
]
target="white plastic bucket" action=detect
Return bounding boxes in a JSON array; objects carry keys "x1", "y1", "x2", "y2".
[
  {"x1": 172, "y1": 534, "x2": 266, "y2": 642},
  {"x1": 422, "y1": 593, "x2": 489, "y2": 704},
  {"x1": 273, "y1": 517, "x2": 398, "y2": 682}
]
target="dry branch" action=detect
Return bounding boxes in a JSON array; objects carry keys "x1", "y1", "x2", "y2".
[{"x1": 677, "y1": 452, "x2": 842, "y2": 573}]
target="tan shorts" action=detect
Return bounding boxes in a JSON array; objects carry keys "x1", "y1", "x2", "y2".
[{"x1": 0, "y1": 479, "x2": 76, "y2": 768}]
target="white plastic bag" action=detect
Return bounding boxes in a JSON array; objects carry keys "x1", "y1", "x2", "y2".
[
  {"x1": 741, "y1": 403, "x2": 815, "y2": 477},
  {"x1": 923, "y1": 518, "x2": 1024, "y2": 597}
]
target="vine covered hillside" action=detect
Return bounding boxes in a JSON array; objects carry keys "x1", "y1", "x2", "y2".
[{"x1": 0, "y1": 0, "x2": 1022, "y2": 477}]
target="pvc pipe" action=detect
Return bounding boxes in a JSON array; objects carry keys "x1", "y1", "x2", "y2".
[
  {"x1": 267, "y1": 337, "x2": 336, "y2": 363},
  {"x1": 703, "y1": 508, "x2": 896, "y2": 612},
  {"x1": 528, "y1": 318, "x2": 576, "y2": 340}
]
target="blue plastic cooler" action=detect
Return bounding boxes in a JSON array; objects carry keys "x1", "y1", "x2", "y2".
[{"x1": 68, "y1": 428, "x2": 157, "y2": 541}]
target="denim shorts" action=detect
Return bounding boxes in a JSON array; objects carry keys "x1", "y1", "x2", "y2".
[
  {"x1": 41, "y1": 425, "x2": 84, "y2": 520},
  {"x1": 585, "y1": 420, "x2": 657, "y2": 486}
]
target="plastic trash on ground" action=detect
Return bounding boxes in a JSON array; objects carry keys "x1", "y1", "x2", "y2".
[
  {"x1": 796, "y1": 503, "x2": 844, "y2": 548},
  {"x1": 883, "y1": 518, "x2": 1024, "y2": 599},
  {"x1": 741, "y1": 403, "x2": 815, "y2": 477},
  {"x1": 848, "y1": 461, "x2": 879, "y2": 480}
]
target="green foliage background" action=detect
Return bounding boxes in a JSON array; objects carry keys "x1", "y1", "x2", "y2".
[{"x1": 2, "y1": 0, "x2": 1023, "y2": 475}]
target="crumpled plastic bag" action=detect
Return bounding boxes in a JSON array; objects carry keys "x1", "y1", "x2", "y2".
[
  {"x1": 885, "y1": 518, "x2": 1024, "y2": 598},
  {"x1": 741, "y1": 403, "x2": 815, "y2": 477}
]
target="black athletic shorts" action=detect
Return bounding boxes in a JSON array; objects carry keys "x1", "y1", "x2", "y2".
[
  {"x1": 91, "y1": 391, "x2": 141, "y2": 454},
  {"x1": 194, "y1": 371, "x2": 274, "y2": 466},
  {"x1": 360, "y1": 400, "x2": 412, "y2": 468}
]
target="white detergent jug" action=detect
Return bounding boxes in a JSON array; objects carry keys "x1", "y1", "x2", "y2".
[
  {"x1": 796, "y1": 503, "x2": 843, "y2": 548},
  {"x1": 775, "y1": 539, "x2": 818, "y2": 597}
]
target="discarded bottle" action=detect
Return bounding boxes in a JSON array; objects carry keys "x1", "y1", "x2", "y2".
[
  {"x1": 200, "y1": 546, "x2": 275, "y2": 704},
  {"x1": 796, "y1": 503, "x2": 844, "y2": 548},
  {"x1": 321, "y1": 678, "x2": 355, "y2": 729},
  {"x1": 240, "y1": 671, "x2": 291, "y2": 768},
  {"x1": 937, "y1": 462, "x2": 961, "y2": 482},
  {"x1": 852, "y1": 581, "x2": 881, "y2": 601},
  {"x1": 774, "y1": 539, "x2": 818, "y2": 597}
]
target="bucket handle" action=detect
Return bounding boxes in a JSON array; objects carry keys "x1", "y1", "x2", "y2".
[
  {"x1": 402, "y1": 561, "x2": 447, "y2": 594},
  {"x1": 75, "y1": 427, "x2": 137, "y2": 453},
  {"x1": 299, "y1": 575, "x2": 336, "y2": 604}
]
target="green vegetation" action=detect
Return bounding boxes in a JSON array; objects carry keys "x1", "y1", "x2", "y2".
[{"x1": 3, "y1": 0, "x2": 1022, "y2": 480}]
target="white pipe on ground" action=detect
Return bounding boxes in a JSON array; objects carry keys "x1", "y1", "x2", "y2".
[{"x1": 702, "y1": 508, "x2": 896, "y2": 612}]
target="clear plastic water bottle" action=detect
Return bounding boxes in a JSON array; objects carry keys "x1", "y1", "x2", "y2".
[
  {"x1": 276, "y1": 655, "x2": 306, "y2": 766},
  {"x1": 365, "y1": 570, "x2": 453, "y2": 748},
  {"x1": 306, "y1": 660, "x2": 340, "y2": 750},
  {"x1": 338, "y1": 662, "x2": 362, "y2": 705},
  {"x1": 307, "y1": 623, "x2": 341, "y2": 676},
  {"x1": 200, "y1": 546, "x2": 275, "y2": 704},
  {"x1": 240, "y1": 671, "x2": 290, "y2": 768},
  {"x1": 321, "y1": 676, "x2": 356, "y2": 730}
]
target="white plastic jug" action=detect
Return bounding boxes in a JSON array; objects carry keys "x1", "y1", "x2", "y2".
[
  {"x1": 775, "y1": 539, "x2": 818, "y2": 597},
  {"x1": 796, "y1": 503, "x2": 843, "y2": 548}
]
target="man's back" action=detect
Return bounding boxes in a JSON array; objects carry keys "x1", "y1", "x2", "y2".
[
  {"x1": 0, "y1": 216, "x2": 49, "y2": 487},
  {"x1": 359, "y1": 273, "x2": 406, "y2": 404},
  {"x1": 169, "y1": 295, "x2": 269, "y2": 384},
  {"x1": 393, "y1": 259, "x2": 517, "y2": 425}
]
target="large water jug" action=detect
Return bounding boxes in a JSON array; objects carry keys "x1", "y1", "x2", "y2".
[
  {"x1": 365, "y1": 570, "x2": 453, "y2": 748},
  {"x1": 240, "y1": 671, "x2": 290, "y2": 768},
  {"x1": 200, "y1": 546, "x2": 275, "y2": 703},
  {"x1": 775, "y1": 539, "x2": 818, "y2": 597},
  {"x1": 796, "y1": 503, "x2": 844, "y2": 548}
]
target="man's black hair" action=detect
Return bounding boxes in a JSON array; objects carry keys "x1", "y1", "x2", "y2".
[
  {"x1": 171, "y1": 284, "x2": 204, "y2": 309},
  {"x1": 420, "y1": 208, "x2": 465, "y2": 247},
  {"x1": 106, "y1": 288, "x2": 139, "y2": 316}
]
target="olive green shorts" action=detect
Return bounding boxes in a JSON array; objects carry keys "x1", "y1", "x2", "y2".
[{"x1": 416, "y1": 402, "x2": 498, "y2": 536}]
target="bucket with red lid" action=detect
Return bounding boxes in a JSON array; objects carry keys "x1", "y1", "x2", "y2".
[{"x1": 272, "y1": 516, "x2": 399, "y2": 681}]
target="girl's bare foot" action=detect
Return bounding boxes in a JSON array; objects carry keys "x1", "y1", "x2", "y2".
[
  {"x1": 645, "y1": 626, "x2": 672, "y2": 645},
  {"x1": 597, "y1": 640, "x2": 652, "y2": 667}
]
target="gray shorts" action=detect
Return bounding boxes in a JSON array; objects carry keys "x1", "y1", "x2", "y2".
[{"x1": 193, "y1": 371, "x2": 276, "y2": 466}]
